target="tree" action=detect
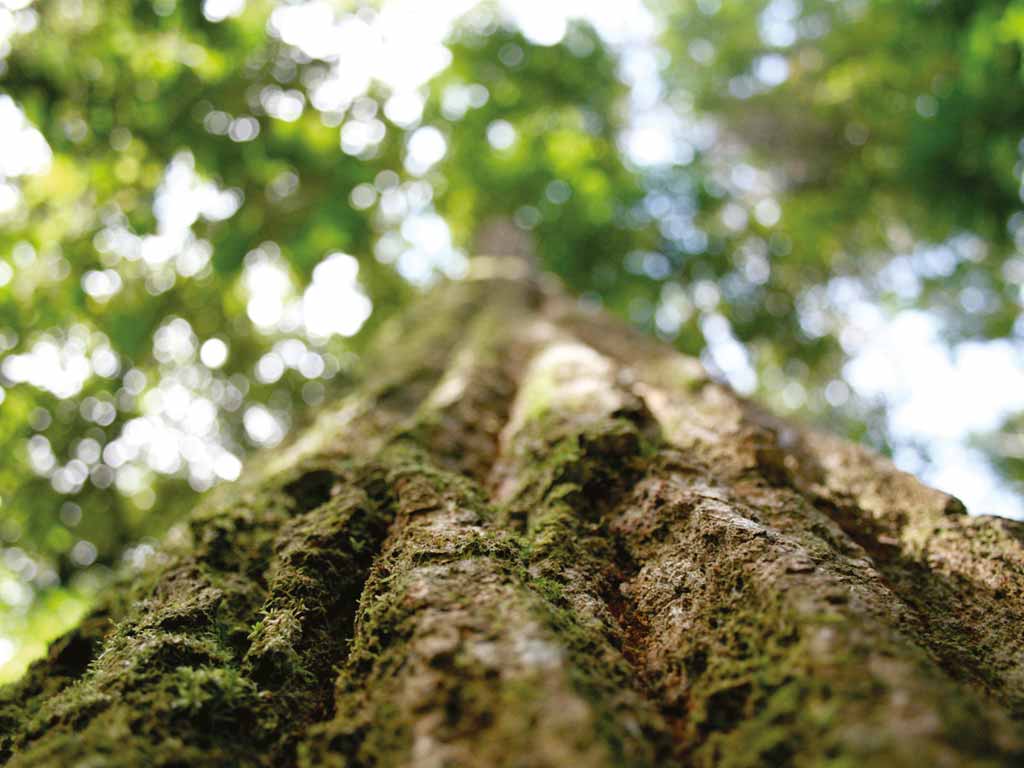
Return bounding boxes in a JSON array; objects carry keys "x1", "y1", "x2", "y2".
[
  {"x1": 2, "y1": 267, "x2": 1022, "y2": 767},
  {"x1": 5, "y1": 0, "x2": 1024, "y2": 681}
]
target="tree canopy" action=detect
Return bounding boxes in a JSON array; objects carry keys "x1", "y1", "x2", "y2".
[{"x1": 1, "y1": 0, "x2": 1023, "y2": 680}]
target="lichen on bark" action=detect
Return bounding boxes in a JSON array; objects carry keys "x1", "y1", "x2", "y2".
[{"x1": 2, "y1": 270, "x2": 1022, "y2": 767}]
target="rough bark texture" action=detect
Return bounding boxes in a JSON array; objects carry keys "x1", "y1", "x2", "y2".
[{"x1": 2, "y1": 267, "x2": 1023, "y2": 767}]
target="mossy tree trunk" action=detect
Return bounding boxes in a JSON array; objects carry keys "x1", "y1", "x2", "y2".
[{"x1": 2, "y1": 266, "x2": 1023, "y2": 767}]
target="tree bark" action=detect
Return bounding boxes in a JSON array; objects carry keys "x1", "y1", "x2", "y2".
[{"x1": 2, "y1": 269, "x2": 1023, "y2": 767}]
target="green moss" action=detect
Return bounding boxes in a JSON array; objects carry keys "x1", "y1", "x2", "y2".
[
  {"x1": 0, "y1": 454, "x2": 410, "y2": 767},
  {"x1": 486, "y1": 411, "x2": 674, "y2": 764},
  {"x1": 501, "y1": 415, "x2": 654, "y2": 533},
  {"x1": 528, "y1": 587, "x2": 671, "y2": 767},
  {"x1": 169, "y1": 666, "x2": 259, "y2": 721}
]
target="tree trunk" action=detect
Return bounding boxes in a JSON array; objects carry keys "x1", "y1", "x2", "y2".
[{"x1": 2, "y1": 267, "x2": 1023, "y2": 767}]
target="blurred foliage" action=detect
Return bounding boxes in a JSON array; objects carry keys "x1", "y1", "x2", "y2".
[
  {"x1": 652, "y1": 0, "x2": 1024, "y2": 510},
  {"x1": 660, "y1": 0, "x2": 1024, "y2": 335},
  {"x1": 0, "y1": 0, "x2": 1022, "y2": 680}
]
